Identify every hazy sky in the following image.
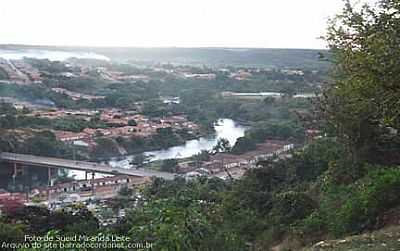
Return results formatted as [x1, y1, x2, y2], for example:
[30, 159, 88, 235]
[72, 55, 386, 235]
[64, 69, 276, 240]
[0, 0, 350, 49]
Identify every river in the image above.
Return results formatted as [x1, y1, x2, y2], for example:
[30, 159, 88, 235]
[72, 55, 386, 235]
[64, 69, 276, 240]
[109, 118, 247, 168]
[70, 118, 247, 179]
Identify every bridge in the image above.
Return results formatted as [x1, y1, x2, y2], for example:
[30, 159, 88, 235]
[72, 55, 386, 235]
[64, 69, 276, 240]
[0, 152, 175, 180]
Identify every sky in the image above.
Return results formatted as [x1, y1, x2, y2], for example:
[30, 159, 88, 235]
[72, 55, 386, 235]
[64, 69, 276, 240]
[0, 0, 352, 49]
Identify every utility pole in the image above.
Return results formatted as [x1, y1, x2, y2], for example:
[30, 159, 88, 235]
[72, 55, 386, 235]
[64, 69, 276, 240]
[12, 162, 17, 192]
[72, 143, 76, 160]
[222, 158, 233, 181]
[24, 166, 29, 201]
[91, 172, 95, 196]
[47, 167, 52, 202]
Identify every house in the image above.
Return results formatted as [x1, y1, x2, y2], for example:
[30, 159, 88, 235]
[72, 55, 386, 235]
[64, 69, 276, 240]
[0, 191, 26, 215]
[183, 73, 216, 80]
[53, 131, 87, 142]
[36, 175, 150, 201]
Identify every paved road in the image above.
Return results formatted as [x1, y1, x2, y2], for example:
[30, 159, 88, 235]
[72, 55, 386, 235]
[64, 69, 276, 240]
[0, 152, 175, 180]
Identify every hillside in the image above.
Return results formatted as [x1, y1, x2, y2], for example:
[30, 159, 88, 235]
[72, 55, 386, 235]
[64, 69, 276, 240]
[305, 225, 400, 251]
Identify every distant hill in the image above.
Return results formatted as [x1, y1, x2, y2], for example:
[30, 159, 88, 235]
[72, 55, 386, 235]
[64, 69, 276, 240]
[0, 44, 330, 69]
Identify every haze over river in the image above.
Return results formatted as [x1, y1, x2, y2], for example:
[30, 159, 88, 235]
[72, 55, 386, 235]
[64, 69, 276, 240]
[70, 119, 246, 179]
[0, 49, 109, 61]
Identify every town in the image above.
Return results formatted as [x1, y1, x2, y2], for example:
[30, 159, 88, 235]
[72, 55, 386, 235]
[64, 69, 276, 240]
[1, 0, 400, 250]
[0, 49, 324, 224]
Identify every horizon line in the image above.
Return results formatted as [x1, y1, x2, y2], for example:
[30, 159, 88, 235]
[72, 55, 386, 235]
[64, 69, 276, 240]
[0, 43, 329, 51]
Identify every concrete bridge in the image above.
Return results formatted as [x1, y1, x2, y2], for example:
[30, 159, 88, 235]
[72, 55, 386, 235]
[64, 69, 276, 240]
[0, 152, 175, 180]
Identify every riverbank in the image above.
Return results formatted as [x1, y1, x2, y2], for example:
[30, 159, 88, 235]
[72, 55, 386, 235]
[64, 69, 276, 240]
[111, 119, 247, 164]
[69, 119, 247, 179]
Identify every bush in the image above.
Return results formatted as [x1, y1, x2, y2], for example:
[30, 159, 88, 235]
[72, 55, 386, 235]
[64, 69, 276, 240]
[251, 192, 316, 248]
[0, 222, 25, 243]
[294, 138, 345, 181]
[161, 159, 178, 172]
[336, 166, 400, 234]
[315, 165, 400, 237]
[292, 211, 326, 241]
[269, 192, 317, 226]
[92, 138, 121, 158]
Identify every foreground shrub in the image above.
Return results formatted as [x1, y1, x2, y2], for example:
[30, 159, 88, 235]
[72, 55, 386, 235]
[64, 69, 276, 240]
[335, 166, 400, 235]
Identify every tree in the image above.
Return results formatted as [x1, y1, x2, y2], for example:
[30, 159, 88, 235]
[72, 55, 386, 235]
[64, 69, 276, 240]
[0, 102, 17, 115]
[212, 138, 231, 154]
[126, 178, 245, 250]
[142, 99, 167, 117]
[130, 153, 149, 169]
[54, 169, 74, 184]
[319, 0, 400, 165]
[263, 96, 276, 105]
[92, 138, 120, 158]
[118, 186, 133, 197]
[150, 127, 182, 149]
[195, 150, 210, 162]
[281, 85, 296, 98]
[161, 159, 178, 173]
[127, 119, 137, 126]
[23, 131, 70, 157]
[231, 136, 257, 154]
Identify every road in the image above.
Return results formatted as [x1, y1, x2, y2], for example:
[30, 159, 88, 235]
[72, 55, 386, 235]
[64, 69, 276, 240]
[0, 152, 175, 180]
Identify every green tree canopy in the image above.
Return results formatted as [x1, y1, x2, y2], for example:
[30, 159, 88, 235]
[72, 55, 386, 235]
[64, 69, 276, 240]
[319, 0, 400, 165]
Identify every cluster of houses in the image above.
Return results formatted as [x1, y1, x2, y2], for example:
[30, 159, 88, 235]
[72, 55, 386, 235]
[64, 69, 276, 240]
[182, 73, 216, 80]
[0, 54, 314, 89]
[51, 88, 105, 101]
[34, 109, 200, 149]
[229, 70, 253, 80]
[33, 175, 149, 203]
[94, 67, 151, 83]
[0, 175, 150, 224]
[180, 140, 295, 180]
[0, 56, 311, 90]
[0, 58, 42, 84]
[0, 189, 28, 216]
